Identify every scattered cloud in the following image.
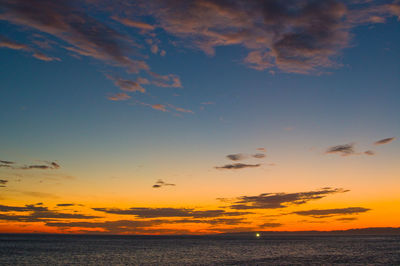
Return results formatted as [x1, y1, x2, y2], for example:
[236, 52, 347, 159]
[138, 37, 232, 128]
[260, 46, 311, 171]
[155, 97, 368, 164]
[292, 207, 370, 218]
[152, 179, 175, 188]
[0, 159, 61, 170]
[56, 203, 76, 207]
[0, 203, 99, 222]
[112, 16, 156, 31]
[139, 0, 400, 74]
[226, 188, 348, 210]
[215, 163, 261, 170]
[326, 143, 355, 156]
[252, 153, 266, 159]
[374, 137, 396, 145]
[151, 104, 167, 112]
[0, 179, 8, 187]
[259, 222, 282, 228]
[0, 160, 15, 165]
[93, 207, 252, 218]
[226, 153, 247, 161]
[107, 92, 131, 101]
[364, 150, 375, 156]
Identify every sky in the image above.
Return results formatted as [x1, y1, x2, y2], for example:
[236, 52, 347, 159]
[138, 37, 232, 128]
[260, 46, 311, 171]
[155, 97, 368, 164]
[0, 0, 399, 235]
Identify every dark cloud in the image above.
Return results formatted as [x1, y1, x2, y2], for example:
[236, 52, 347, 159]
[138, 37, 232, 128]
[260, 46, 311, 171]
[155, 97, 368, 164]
[0, 203, 99, 222]
[292, 207, 370, 218]
[259, 222, 282, 228]
[152, 179, 175, 188]
[93, 207, 252, 218]
[326, 143, 355, 156]
[0, 160, 15, 164]
[252, 153, 266, 159]
[0, 0, 145, 71]
[336, 217, 358, 221]
[0, 159, 61, 170]
[374, 137, 396, 145]
[215, 163, 261, 170]
[56, 203, 76, 207]
[137, 0, 400, 74]
[0, 179, 8, 187]
[226, 153, 247, 161]
[227, 187, 348, 210]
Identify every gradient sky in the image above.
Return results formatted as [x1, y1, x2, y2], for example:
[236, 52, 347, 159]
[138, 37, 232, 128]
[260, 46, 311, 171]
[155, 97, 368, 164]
[0, 0, 399, 234]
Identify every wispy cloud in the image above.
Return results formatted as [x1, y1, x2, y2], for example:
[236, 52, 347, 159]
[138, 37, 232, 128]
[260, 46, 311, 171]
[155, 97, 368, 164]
[0, 159, 60, 170]
[292, 207, 370, 218]
[107, 92, 131, 101]
[215, 163, 261, 170]
[152, 179, 175, 188]
[259, 222, 282, 228]
[364, 150, 375, 156]
[225, 188, 348, 210]
[252, 153, 266, 159]
[374, 137, 396, 145]
[0, 203, 99, 222]
[139, 0, 400, 74]
[93, 207, 252, 218]
[112, 16, 156, 31]
[326, 143, 355, 156]
[226, 154, 247, 161]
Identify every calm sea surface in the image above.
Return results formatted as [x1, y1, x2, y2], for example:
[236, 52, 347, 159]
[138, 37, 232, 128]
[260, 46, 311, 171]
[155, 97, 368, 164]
[0, 234, 399, 265]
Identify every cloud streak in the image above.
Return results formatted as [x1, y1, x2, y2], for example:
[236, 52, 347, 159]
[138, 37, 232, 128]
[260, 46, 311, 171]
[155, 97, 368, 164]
[374, 137, 396, 145]
[292, 207, 370, 218]
[225, 188, 348, 210]
[215, 163, 261, 170]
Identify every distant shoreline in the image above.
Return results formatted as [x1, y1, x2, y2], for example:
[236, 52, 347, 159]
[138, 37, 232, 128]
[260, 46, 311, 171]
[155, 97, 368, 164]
[1, 227, 399, 236]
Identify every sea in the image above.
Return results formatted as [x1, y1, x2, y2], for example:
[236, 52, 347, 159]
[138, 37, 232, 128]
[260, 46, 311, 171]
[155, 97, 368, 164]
[0, 234, 399, 265]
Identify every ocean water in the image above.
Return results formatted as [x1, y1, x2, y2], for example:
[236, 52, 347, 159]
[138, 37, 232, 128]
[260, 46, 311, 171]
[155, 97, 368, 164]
[0, 234, 399, 265]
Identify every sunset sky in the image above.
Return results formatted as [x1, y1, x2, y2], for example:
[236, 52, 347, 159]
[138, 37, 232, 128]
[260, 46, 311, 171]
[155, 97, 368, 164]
[0, 0, 399, 234]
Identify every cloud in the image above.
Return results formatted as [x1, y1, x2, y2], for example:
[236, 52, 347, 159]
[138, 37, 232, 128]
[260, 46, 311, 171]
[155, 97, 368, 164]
[0, 179, 8, 187]
[0, 203, 99, 222]
[252, 153, 266, 159]
[0, 35, 59, 61]
[226, 153, 247, 161]
[292, 207, 370, 218]
[93, 207, 252, 218]
[364, 150, 375, 156]
[226, 187, 348, 210]
[0, 160, 15, 165]
[0, 36, 29, 50]
[56, 203, 76, 207]
[152, 179, 175, 188]
[336, 217, 358, 221]
[106, 75, 146, 93]
[256, 148, 266, 152]
[374, 137, 396, 145]
[137, 0, 399, 74]
[0, 159, 61, 170]
[151, 104, 167, 112]
[32, 52, 60, 61]
[215, 163, 261, 170]
[326, 143, 355, 156]
[148, 72, 182, 88]
[112, 16, 156, 31]
[259, 222, 282, 228]
[0, 0, 148, 72]
[107, 92, 131, 101]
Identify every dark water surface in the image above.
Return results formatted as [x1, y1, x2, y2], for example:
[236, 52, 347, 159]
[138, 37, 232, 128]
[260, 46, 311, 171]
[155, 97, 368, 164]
[1, 234, 399, 265]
